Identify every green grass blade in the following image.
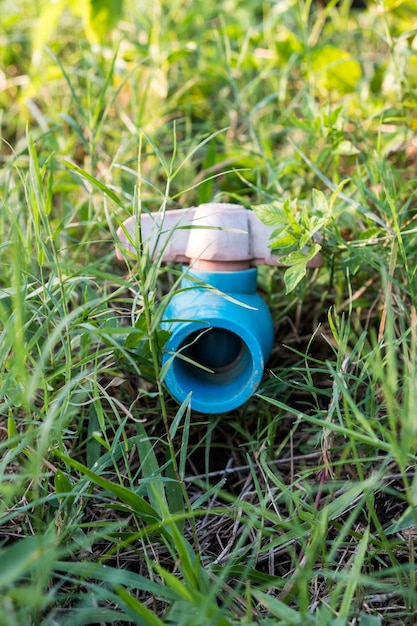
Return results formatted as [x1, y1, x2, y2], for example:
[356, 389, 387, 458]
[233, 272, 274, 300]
[115, 585, 166, 626]
[54, 450, 166, 529]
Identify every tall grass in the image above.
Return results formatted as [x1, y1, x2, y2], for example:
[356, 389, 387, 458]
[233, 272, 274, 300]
[1, 0, 417, 624]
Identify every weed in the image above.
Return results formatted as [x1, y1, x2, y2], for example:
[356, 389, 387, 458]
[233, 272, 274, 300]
[1, 1, 417, 624]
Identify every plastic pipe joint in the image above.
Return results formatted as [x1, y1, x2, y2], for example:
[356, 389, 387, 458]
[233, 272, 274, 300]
[116, 203, 321, 414]
[161, 267, 274, 414]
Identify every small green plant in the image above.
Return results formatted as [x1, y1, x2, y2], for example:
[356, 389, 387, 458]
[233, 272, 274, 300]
[253, 185, 341, 294]
[1, 0, 417, 624]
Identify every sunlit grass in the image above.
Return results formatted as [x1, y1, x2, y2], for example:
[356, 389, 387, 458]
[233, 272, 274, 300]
[1, 0, 417, 624]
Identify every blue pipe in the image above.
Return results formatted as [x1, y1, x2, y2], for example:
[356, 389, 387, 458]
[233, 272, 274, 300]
[161, 267, 274, 414]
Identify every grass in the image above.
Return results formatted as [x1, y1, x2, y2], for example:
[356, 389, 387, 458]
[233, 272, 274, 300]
[1, 0, 417, 624]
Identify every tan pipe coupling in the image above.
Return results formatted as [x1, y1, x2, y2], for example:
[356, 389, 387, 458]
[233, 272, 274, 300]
[116, 202, 322, 270]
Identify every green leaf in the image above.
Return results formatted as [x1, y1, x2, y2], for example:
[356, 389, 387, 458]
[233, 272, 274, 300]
[82, 0, 124, 45]
[31, 0, 66, 67]
[329, 177, 351, 211]
[54, 450, 168, 534]
[311, 45, 361, 94]
[116, 585, 166, 625]
[283, 261, 308, 294]
[161, 521, 210, 595]
[279, 247, 320, 266]
[339, 528, 370, 617]
[198, 140, 217, 204]
[269, 232, 298, 249]
[155, 562, 232, 626]
[252, 589, 304, 624]
[67, 0, 85, 17]
[274, 26, 303, 63]
[334, 140, 360, 156]
[312, 188, 329, 216]
[358, 227, 382, 242]
[154, 564, 195, 603]
[136, 422, 169, 518]
[61, 160, 126, 209]
[7, 416, 18, 448]
[125, 314, 148, 349]
[178, 403, 191, 481]
[252, 203, 285, 227]
[86, 404, 103, 469]
[54, 469, 73, 495]
[280, 244, 322, 293]
[55, 560, 178, 601]
[0, 536, 57, 590]
[164, 459, 185, 532]
[54, 470, 75, 508]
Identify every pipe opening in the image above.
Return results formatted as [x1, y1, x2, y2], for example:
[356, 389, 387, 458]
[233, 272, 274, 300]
[175, 327, 251, 385]
[183, 328, 244, 372]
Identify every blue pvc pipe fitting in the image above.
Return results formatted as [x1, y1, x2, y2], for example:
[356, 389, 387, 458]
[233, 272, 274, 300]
[161, 267, 274, 414]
